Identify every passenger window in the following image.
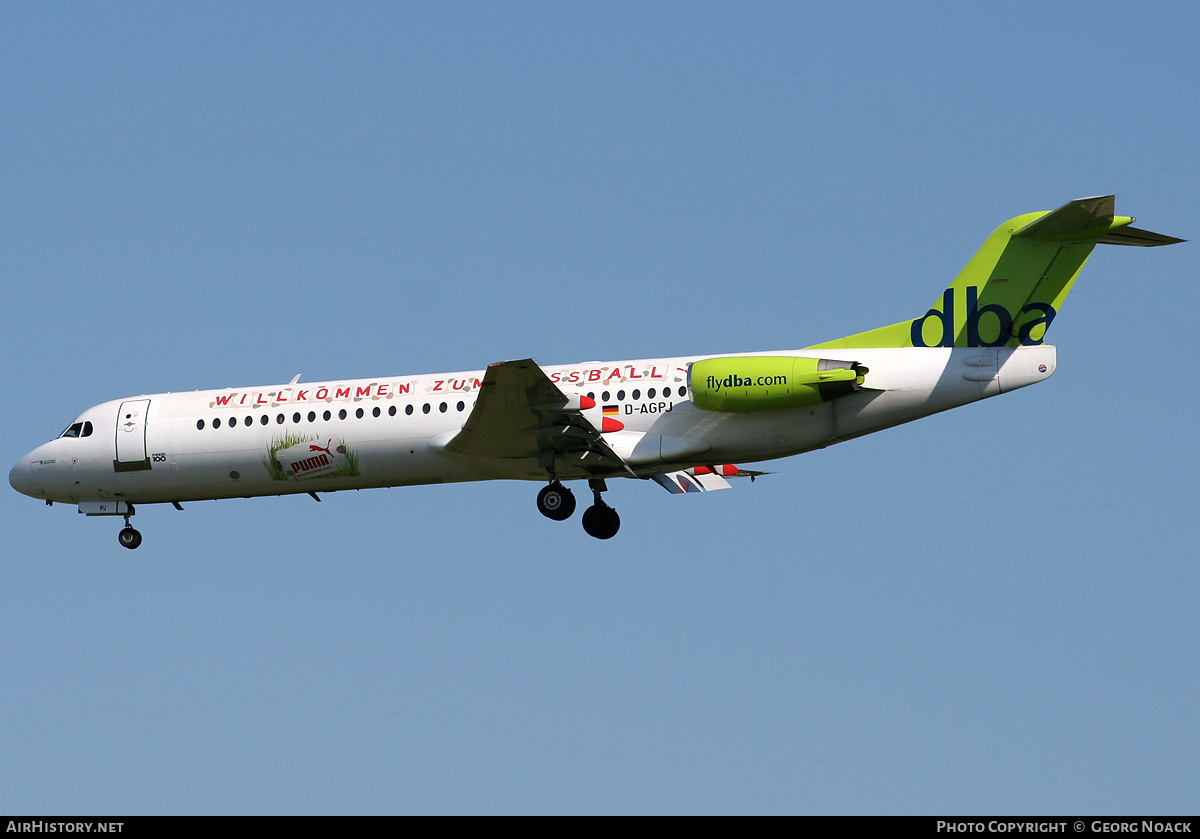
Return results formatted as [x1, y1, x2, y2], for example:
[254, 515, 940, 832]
[632, 389, 640, 400]
[356, 408, 364, 419]
[648, 388, 656, 399]
[388, 406, 396, 417]
[617, 390, 625, 400]
[293, 413, 301, 424]
[214, 418, 222, 429]
[678, 386, 687, 397]
[338, 409, 347, 420]
[277, 414, 285, 424]
[406, 405, 414, 416]
[457, 401, 465, 412]
[245, 416, 253, 427]
[307, 411, 316, 423]
[260, 415, 269, 426]
[422, 403, 430, 414]
[372, 407, 380, 418]
[439, 402, 447, 413]
[602, 391, 610, 401]
[663, 387, 672, 398]
[323, 410, 331, 421]
[197, 419, 205, 431]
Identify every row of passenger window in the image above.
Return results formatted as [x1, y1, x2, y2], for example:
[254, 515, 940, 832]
[195, 385, 689, 431]
[196, 401, 469, 431]
[587, 386, 686, 402]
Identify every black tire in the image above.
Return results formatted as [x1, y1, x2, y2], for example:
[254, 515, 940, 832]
[536, 483, 576, 521]
[581, 504, 620, 540]
[118, 527, 143, 550]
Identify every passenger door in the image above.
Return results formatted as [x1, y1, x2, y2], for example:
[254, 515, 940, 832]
[114, 399, 152, 472]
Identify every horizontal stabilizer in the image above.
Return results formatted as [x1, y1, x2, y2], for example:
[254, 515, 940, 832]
[1013, 195, 1119, 240]
[1096, 226, 1186, 247]
[1014, 195, 1183, 245]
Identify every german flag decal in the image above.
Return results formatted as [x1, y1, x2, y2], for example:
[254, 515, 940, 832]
[601, 405, 624, 433]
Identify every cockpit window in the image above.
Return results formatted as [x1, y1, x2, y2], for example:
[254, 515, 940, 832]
[60, 422, 84, 438]
[58, 421, 95, 439]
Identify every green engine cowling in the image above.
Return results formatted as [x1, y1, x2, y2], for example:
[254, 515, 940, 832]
[689, 356, 865, 413]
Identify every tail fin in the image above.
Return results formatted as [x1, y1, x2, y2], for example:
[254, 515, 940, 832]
[812, 196, 1183, 350]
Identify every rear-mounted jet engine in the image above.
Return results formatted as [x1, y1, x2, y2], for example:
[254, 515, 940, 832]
[689, 356, 866, 413]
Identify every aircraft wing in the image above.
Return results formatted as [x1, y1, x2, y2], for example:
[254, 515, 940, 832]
[652, 471, 732, 493]
[445, 359, 634, 476]
[651, 466, 771, 494]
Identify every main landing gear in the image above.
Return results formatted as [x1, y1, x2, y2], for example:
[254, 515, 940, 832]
[581, 483, 620, 540]
[117, 511, 142, 550]
[535, 477, 620, 540]
[536, 481, 576, 521]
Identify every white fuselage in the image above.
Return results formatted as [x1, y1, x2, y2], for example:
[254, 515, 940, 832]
[9, 345, 1056, 508]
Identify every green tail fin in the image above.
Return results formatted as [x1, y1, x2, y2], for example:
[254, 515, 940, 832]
[811, 196, 1183, 350]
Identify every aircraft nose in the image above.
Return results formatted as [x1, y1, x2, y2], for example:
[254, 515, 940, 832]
[9, 456, 32, 496]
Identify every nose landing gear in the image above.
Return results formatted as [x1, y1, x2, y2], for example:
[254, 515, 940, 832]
[117, 512, 142, 550]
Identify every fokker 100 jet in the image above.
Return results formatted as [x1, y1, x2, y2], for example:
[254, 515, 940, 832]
[9, 196, 1181, 547]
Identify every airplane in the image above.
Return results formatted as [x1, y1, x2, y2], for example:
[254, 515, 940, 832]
[9, 196, 1182, 548]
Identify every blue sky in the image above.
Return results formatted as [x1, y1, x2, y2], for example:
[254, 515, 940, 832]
[3, 2, 1197, 814]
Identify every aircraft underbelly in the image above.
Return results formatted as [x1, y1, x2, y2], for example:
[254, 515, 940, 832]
[108, 434, 485, 503]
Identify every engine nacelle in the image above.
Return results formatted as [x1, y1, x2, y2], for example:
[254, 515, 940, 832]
[689, 356, 864, 413]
